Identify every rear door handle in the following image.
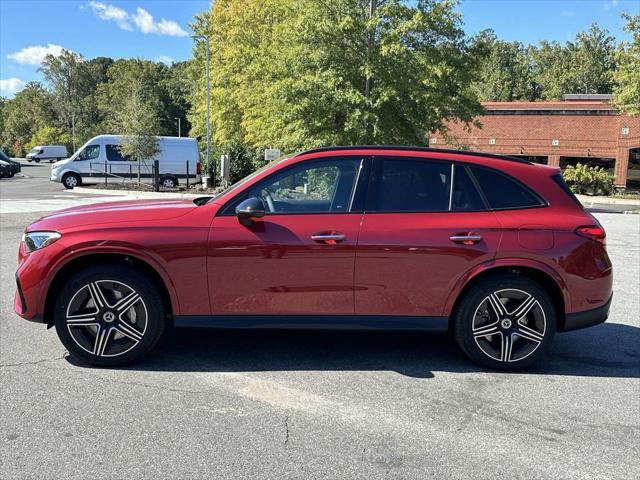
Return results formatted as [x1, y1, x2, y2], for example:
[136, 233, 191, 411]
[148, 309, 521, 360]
[449, 233, 482, 245]
[311, 232, 346, 244]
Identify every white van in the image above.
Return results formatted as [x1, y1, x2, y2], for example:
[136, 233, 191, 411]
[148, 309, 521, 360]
[50, 135, 201, 189]
[27, 145, 68, 163]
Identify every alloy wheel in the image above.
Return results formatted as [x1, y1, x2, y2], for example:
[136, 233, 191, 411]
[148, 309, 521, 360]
[472, 288, 546, 363]
[65, 280, 148, 357]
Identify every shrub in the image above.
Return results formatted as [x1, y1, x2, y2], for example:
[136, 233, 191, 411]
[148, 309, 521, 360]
[563, 163, 614, 196]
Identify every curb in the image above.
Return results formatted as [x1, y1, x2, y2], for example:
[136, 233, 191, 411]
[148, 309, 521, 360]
[576, 194, 640, 207]
[68, 186, 207, 199]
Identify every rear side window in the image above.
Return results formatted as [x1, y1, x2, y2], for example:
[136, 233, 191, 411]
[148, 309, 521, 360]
[369, 158, 451, 212]
[452, 165, 486, 211]
[106, 144, 131, 162]
[469, 166, 545, 209]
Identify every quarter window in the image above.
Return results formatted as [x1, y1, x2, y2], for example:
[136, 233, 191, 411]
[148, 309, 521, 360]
[369, 158, 451, 212]
[469, 166, 544, 209]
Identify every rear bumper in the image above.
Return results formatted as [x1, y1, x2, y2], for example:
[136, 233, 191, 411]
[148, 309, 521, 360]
[562, 293, 612, 332]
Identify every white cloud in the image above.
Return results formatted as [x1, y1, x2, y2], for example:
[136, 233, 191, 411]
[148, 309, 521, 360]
[87, 1, 132, 30]
[86, 2, 187, 37]
[132, 7, 188, 37]
[7, 44, 65, 65]
[156, 56, 175, 65]
[0, 78, 26, 95]
[603, 0, 620, 11]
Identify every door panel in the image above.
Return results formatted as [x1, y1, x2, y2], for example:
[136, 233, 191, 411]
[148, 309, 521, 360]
[355, 212, 502, 316]
[208, 214, 363, 315]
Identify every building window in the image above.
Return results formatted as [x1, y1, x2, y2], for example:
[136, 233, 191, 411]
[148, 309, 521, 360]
[628, 148, 640, 192]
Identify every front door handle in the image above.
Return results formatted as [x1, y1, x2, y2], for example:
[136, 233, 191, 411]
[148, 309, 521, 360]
[311, 232, 346, 244]
[449, 233, 483, 245]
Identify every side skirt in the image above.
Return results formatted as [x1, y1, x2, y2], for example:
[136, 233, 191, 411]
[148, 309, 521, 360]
[173, 315, 449, 331]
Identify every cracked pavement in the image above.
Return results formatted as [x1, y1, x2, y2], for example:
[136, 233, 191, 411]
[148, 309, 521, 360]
[1, 162, 639, 479]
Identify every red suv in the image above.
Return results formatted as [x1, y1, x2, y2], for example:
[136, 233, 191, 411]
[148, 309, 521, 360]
[14, 146, 612, 369]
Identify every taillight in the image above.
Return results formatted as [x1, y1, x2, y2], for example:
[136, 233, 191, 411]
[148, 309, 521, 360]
[575, 225, 606, 245]
[196, 162, 202, 174]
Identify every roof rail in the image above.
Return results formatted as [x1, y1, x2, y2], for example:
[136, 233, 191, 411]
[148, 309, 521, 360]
[295, 145, 533, 164]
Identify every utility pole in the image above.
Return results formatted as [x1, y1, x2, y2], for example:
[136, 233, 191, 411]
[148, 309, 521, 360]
[175, 117, 181, 137]
[193, 34, 211, 180]
[363, 0, 375, 144]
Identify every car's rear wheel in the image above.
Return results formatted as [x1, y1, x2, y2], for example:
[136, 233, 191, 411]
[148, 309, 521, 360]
[160, 176, 178, 188]
[62, 172, 81, 189]
[453, 274, 555, 370]
[53, 265, 166, 366]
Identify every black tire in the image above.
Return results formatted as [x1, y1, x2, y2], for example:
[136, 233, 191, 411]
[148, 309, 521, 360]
[453, 274, 556, 371]
[160, 176, 178, 188]
[53, 265, 166, 367]
[62, 172, 81, 189]
[34, 158, 40, 163]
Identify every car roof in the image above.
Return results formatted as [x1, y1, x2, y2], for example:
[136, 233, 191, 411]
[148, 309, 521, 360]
[295, 145, 533, 165]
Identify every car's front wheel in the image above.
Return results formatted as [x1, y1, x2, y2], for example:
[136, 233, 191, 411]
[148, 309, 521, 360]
[453, 274, 555, 370]
[62, 172, 81, 189]
[53, 265, 166, 366]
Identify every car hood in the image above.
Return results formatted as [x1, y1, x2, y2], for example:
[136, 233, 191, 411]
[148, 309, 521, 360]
[28, 198, 199, 231]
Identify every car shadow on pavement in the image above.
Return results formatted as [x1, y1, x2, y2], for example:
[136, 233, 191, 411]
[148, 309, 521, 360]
[66, 322, 640, 378]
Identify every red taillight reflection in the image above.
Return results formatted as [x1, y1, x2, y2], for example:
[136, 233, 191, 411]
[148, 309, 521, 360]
[575, 225, 606, 245]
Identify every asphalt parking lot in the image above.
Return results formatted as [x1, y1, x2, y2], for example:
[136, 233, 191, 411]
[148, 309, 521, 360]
[1, 161, 639, 480]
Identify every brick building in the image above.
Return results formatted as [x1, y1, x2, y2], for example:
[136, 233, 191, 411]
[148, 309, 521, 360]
[430, 94, 640, 190]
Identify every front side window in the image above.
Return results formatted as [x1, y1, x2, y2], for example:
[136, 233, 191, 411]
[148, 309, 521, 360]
[75, 145, 100, 161]
[223, 157, 362, 215]
[469, 166, 545, 209]
[250, 159, 360, 214]
[368, 158, 451, 212]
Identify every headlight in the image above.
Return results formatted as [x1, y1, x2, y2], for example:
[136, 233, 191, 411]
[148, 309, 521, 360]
[22, 231, 61, 253]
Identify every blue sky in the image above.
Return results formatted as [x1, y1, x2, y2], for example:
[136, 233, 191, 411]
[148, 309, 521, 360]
[1, 0, 639, 97]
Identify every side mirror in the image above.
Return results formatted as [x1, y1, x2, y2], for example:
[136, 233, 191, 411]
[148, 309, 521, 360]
[236, 197, 266, 226]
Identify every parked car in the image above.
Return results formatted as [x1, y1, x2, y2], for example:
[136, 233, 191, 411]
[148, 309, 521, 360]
[0, 160, 12, 178]
[26, 145, 68, 163]
[15, 146, 612, 369]
[0, 149, 21, 175]
[50, 135, 200, 189]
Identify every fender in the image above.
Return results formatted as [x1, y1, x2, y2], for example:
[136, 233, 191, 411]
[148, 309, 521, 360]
[39, 243, 181, 316]
[443, 257, 571, 316]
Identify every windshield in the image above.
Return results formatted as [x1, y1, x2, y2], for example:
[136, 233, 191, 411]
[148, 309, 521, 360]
[207, 156, 290, 203]
[0, 149, 9, 161]
[29, 148, 41, 154]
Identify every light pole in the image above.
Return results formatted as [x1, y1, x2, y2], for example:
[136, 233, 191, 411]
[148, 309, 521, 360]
[174, 117, 181, 137]
[193, 34, 211, 181]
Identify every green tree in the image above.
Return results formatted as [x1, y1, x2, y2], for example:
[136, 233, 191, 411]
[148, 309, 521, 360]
[614, 14, 640, 116]
[113, 79, 161, 183]
[96, 59, 189, 137]
[532, 24, 617, 99]
[194, 0, 483, 155]
[40, 50, 94, 152]
[26, 125, 73, 152]
[471, 30, 536, 101]
[0, 82, 54, 156]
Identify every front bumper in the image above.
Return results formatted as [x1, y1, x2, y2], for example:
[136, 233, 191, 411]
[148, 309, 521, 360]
[562, 293, 612, 332]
